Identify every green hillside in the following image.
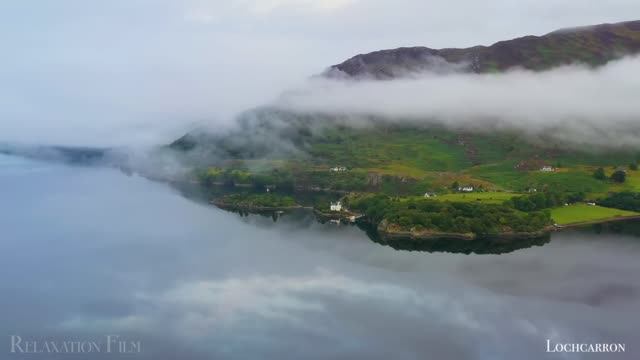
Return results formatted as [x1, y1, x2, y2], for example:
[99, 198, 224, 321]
[190, 124, 640, 196]
[172, 19, 640, 238]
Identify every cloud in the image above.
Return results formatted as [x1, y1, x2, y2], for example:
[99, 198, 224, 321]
[57, 265, 617, 360]
[1, 0, 639, 148]
[56, 269, 502, 360]
[183, 0, 357, 26]
[183, 9, 220, 24]
[244, 0, 357, 14]
[276, 56, 640, 149]
[57, 269, 484, 332]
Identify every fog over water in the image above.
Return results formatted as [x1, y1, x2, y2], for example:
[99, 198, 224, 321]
[1, 154, 639, 359]
[3, 1, 640, 358]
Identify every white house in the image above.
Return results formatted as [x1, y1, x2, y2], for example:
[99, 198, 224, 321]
[330, 166, 347, 172]
[540, 166, 555, 172]
[330, 201, 343, 212]
[458, 186, 474, 192]
[424, 192, 437, 198]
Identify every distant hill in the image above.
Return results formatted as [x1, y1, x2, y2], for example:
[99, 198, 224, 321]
[328, 20, 640, 79]
[166, 20, 640, 239]
[169, 19, 640, 184]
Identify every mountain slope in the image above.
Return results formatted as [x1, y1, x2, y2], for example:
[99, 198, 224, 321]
[170, 19, 640, 196]
[328, 20, 640, 78]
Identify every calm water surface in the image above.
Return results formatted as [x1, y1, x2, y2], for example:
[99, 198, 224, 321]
[1, 154, 639, 359]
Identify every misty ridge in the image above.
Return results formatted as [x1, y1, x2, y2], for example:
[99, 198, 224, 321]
[174, 54, 640, 162]
[273, 54, 640, 149]
[5, 19, 640, 182]
[170, 19, 640, 160]
[5, 54, 640, 183]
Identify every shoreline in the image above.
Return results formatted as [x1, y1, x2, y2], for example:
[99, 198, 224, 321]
[377, 219, 551, 242]
[210, 199, 310, 212]
[208, 192, 640, 241]
[552, 214, 640, 230]
[377, 215, 640, 242]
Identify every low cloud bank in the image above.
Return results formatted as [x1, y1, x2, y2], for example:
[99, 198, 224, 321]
[7, 55, 640, 179]
[277, 56, 640, 149]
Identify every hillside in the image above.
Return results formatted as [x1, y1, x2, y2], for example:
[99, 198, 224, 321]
[170, 20, 640, 241]
[184, 122, 640, 196]
[182, 122, 640, 242]
[328, 20, 640, 78]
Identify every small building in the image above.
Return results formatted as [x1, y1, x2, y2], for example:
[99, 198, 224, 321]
[330, 201, 343, 212]
[458, 186, 474, 193]
[330, 166, 347, 172]
[424, 192, 437, 198]
[540, 166, 555, 172]
[587, 202, 597, 206]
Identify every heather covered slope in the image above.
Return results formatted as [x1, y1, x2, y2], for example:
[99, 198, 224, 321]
[329, 20, 640, 78]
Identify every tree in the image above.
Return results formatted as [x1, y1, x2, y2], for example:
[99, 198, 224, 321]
[630, 163, 638, 171]
[600, 192, 640, 211]
[451, 181, 459, 190]
[567, 192, 585, 203]
[611, 170, 627, 183]
[593, 167, 607, 180]
[531, 193, 548, 210]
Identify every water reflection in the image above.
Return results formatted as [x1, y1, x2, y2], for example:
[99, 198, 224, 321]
[587, 220, 640, 236]
[2, 155, 640, 360]
[367, 228, 551, 254]
[169, 180, 556, 254]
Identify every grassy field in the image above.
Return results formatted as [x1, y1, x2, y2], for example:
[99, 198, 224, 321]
[468, 163, 610, 193]
[203, 125, 640, 198]
[433, 192, 518, 204]
[551, 204, 640, 225]
[306, 127, 640, 194]
[310, 127, 472, 173]
[609, 169, 640, 192]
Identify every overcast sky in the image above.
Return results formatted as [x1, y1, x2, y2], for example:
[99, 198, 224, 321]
[1, 1, 639, 146]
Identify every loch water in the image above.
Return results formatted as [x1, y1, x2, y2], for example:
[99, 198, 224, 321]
[1, 154, 639, 359]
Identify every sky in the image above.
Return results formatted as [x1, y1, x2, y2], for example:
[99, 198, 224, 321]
[0, 0, 639, 146]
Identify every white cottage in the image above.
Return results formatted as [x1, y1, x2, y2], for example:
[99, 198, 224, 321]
[330, 201, 343, 212]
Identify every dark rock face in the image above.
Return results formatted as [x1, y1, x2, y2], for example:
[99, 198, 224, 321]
[328, 20, 640, 79]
